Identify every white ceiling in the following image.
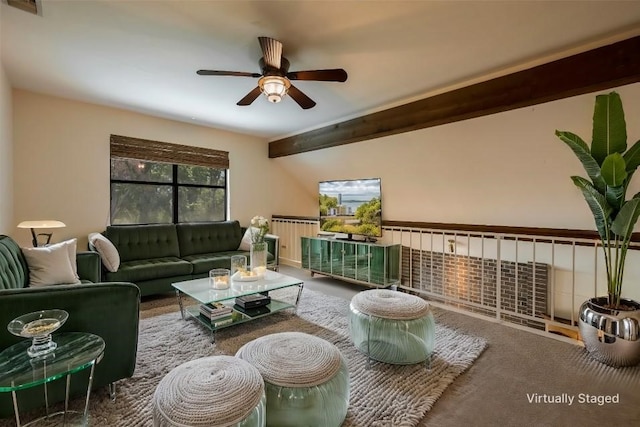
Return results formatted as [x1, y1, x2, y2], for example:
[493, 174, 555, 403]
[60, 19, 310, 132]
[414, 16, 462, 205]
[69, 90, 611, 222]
[2, 1, 640, 140]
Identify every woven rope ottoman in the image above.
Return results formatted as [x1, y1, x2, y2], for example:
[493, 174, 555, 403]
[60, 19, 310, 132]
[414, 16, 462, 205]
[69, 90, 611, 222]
[153, 355, 266, 427]
[236, 332, 349, 427]
[349, 289, 435, 365]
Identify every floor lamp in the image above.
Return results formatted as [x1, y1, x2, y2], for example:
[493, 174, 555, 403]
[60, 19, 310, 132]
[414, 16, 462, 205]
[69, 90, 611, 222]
[17, 220, 66, 247]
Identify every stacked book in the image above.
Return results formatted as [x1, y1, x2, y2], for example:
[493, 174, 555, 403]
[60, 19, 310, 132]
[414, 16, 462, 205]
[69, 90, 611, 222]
[200, 302, 233, 326]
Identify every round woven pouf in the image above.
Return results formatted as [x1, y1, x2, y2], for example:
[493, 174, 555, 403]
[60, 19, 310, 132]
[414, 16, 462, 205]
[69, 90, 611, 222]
[349, 289, 435, 365]
[236, 332, 349, 427]
[153, 355, 266, 427]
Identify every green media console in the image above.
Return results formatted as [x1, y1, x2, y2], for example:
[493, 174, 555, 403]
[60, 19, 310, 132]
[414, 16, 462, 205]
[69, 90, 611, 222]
[301, 237, 401, 287]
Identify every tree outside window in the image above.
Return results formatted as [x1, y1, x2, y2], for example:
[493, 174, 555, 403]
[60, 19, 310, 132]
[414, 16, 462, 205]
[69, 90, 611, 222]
[110, 158, 227, 224]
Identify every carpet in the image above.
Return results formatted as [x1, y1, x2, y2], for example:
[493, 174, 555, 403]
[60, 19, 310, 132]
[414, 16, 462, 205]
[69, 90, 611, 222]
[17, 288, 487, 426]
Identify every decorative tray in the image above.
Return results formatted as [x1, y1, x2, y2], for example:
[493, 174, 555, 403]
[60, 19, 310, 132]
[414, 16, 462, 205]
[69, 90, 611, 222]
[232, 272, 264, 282]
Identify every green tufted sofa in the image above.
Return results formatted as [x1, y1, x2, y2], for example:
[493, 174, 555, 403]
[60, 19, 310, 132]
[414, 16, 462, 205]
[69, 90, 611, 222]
[0, 234, 140, 418]
[95, 220, 279, 297]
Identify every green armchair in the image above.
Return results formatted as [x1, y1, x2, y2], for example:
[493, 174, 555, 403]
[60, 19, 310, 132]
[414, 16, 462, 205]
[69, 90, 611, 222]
[0, 235, 140, 418]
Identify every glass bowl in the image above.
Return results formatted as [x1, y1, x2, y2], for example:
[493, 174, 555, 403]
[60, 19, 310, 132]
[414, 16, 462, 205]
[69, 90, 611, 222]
[7, 309, 69, 358]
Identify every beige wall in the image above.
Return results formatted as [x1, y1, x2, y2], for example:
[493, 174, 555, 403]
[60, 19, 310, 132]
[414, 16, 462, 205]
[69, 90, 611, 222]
[273, 84, 640, 307]
[274, 82, 640, 230]
[11, 89, 309, 247]
[0, 63, 12, 235]
[8, 82, 640, 306]
[11, 83, 639, 243]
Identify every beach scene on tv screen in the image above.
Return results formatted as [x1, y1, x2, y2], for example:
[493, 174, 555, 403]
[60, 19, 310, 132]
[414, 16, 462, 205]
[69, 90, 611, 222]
[319, 178, 381, 237]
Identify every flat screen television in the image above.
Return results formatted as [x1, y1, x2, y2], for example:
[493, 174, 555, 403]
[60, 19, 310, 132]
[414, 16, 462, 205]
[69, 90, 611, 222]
[319, 178, 382, 240]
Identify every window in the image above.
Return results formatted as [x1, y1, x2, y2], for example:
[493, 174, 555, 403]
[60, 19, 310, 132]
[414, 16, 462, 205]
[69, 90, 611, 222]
[7, 0, 39, 15]
[109, 135, 229, 225]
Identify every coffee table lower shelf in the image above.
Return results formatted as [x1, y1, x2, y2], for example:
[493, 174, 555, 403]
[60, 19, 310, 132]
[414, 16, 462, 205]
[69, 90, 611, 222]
[185, 299, 296, 341]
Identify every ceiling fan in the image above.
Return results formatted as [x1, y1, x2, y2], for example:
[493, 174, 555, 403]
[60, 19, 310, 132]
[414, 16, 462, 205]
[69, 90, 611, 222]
[197, 37, 348, 109]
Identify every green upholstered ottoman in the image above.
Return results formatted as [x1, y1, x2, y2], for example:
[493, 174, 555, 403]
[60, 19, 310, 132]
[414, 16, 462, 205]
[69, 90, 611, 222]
[153, 356, 266, 427]
[349, 289, 435, 365]
[236, 332, 349, 427]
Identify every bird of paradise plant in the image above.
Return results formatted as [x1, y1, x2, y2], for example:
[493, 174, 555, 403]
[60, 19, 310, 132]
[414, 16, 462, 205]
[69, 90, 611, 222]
[556, 91, 640, 309]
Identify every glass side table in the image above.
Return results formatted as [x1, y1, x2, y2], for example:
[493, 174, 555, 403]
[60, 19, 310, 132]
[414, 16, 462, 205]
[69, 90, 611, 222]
[0, 332, 105, 427]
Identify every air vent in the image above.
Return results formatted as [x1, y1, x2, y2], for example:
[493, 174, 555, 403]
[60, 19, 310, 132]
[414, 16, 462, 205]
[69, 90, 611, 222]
[6, 0, 39, 15]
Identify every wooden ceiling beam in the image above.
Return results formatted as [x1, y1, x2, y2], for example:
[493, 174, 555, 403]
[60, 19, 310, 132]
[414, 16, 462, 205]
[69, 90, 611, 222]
[269, 36, 640, 158]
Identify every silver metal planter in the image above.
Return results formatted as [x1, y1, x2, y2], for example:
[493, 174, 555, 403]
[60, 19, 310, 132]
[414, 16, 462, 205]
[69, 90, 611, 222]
[578, 297, 640, 367]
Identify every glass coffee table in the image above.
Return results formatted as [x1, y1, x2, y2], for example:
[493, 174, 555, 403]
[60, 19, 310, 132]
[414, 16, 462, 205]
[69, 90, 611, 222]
[0, 332, 105, 427]
[172, 270, 304, 341]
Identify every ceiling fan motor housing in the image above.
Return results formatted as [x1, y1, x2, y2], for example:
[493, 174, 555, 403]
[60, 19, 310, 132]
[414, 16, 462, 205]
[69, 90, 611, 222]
[260, 57, 290, 75]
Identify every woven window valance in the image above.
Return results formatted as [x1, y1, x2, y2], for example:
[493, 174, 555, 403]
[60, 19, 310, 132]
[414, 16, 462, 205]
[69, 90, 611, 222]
[110, 134, 229, 169]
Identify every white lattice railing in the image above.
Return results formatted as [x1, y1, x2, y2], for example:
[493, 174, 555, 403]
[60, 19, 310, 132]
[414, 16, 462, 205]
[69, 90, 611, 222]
[271, 216, 640, 344]
[271, 217, 319, 267]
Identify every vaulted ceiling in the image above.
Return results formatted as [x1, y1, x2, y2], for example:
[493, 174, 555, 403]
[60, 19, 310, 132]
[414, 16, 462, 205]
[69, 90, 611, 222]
[2, 1, 639, 141]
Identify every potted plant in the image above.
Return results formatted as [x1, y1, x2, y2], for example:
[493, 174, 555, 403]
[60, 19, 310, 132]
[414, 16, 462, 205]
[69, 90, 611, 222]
[556, 91, 640, 367]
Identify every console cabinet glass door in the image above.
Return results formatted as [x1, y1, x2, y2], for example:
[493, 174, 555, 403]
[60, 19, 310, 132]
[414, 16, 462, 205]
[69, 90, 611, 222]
[330, 241, 344, 277]
[318, 239, 332, 274]
[301, 237, 400, 287]
[370, 244, 399, 285]
[301, 237, 322, 271]
[342, 243, 358, 281]
[302, 237, 333, 274]
[354, 243, 371, 283]
[301, 237, 309, 268]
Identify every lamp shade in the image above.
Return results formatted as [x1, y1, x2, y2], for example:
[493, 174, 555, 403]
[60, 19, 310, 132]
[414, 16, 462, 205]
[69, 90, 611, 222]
[17, 220, 66, 229]
[18, 220, 67, 247]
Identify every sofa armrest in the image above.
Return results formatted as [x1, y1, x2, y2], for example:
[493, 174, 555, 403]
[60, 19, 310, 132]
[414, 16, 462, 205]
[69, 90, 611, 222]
[0, 282, 140, 417]
[76, 251, 101, 282]
[265, 234, 279, 267]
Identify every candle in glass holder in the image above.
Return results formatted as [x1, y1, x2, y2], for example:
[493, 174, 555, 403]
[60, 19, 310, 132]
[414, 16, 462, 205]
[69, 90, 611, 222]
[210, 268, 230, 290]
[230, 255, 247, 278]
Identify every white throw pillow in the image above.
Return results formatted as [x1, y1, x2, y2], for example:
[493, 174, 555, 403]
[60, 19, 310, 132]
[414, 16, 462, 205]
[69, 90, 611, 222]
[54, 238, 79, 278]
[89, 232, 120, 272]
[22, 239, 80, 287]
[238, 227, 259, 251]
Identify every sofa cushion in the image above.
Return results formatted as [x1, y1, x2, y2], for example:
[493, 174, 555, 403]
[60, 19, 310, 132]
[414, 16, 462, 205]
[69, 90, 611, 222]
[89, 233, 120, 272]
[181, 251, 248, 275]
[176, 221, 243, 257]
[22, 240, 81, 287]
[104, 257, 192, 283]
[0, 235, 29, 290]
[238, 227, 259, 251]
[182, 250, 275, 275]
[105, 224, 180, 262]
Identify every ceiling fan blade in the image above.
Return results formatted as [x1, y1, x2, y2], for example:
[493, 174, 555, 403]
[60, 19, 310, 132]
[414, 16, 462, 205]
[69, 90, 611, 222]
[287, 69, 348, 82]
[287, 84, 316, 109]
[258, 36, 282, 70]
[197, 70, 261, 78]
[236, 86, 262, 106]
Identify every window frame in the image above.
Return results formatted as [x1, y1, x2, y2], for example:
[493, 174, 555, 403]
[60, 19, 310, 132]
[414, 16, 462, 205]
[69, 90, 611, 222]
[109, 134, 229, 225]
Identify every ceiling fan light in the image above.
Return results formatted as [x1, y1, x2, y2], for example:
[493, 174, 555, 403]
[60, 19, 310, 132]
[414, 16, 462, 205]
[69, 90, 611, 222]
[259, 76, 290, 103]
[267, 93, 282, 103]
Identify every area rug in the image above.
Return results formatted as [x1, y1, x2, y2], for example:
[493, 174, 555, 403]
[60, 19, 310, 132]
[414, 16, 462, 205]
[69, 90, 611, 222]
[52, 288, 486, 426]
